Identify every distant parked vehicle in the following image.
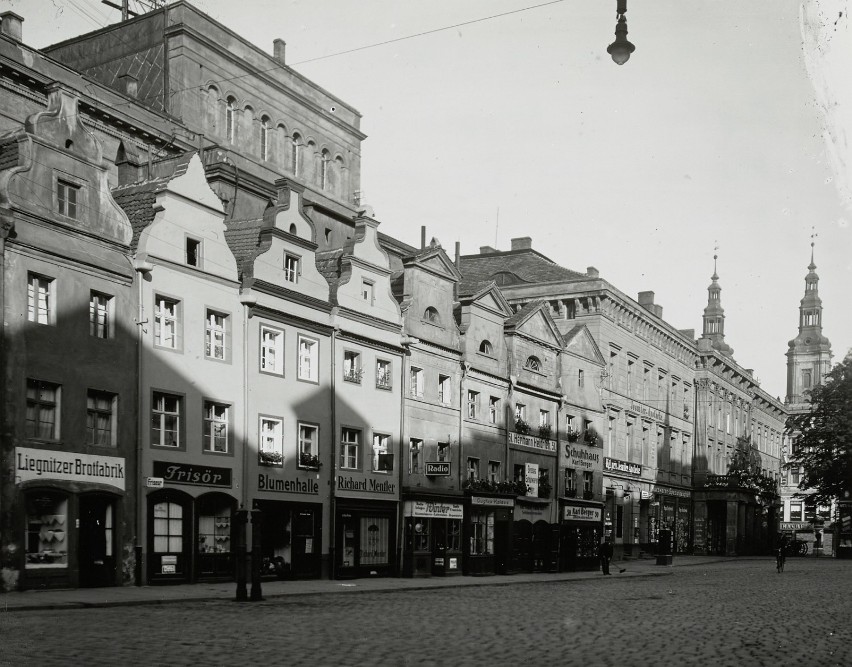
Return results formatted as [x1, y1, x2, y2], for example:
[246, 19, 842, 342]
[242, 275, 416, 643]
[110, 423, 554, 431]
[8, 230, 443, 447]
[789, 540, 809, 557]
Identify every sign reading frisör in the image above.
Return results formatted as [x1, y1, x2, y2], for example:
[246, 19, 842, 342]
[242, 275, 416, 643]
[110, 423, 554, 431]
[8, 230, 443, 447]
[153, 461, 232, 488]
[15, 447, 126, 491]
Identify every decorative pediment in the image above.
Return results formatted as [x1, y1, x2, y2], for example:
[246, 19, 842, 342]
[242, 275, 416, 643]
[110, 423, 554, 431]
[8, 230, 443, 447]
[26, 83, 103, 165]
[513, 306, 563, 349]
[467, 282, 512, 317]
[563, 324, 606, 366]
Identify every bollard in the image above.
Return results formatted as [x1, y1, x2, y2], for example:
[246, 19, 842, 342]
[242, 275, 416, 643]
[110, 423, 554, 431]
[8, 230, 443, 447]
[234, 507, 248, 601]
[250, 507, 264, 601]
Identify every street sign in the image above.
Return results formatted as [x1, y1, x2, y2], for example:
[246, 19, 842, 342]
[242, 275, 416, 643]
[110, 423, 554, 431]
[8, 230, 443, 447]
[146, 477, 164, 488]
[425, 462, 451, 476]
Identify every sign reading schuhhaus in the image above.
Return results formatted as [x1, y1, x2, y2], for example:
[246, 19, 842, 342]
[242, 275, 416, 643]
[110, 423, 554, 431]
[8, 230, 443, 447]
[15, 447, 126, 491]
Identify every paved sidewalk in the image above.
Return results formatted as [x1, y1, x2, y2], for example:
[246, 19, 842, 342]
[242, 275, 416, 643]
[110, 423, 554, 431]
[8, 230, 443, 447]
[0, 555, 751, 613]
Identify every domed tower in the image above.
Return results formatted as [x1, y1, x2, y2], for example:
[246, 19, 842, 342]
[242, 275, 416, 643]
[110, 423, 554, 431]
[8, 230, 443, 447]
[700, 251, 734, 357]
[785, 240, 832, 407]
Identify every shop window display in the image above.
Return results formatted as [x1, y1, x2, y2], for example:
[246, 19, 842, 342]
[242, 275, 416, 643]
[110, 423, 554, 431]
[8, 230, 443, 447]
[470, 510, 494, 555]
[360, 516, 390, 566]
[26, 493, 68, 568]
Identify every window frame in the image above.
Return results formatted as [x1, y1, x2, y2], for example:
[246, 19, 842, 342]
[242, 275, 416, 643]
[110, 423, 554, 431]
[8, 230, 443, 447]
[410, 366, 424, 397]
[525, 356, 542, 372]
[372, 432, 393, 473]
[467, 390, 479, 420]
[284, 253, 301, 284]
[467, 457, 480, 480]
[56, 178, 81, 219]
[202, 399, 231, 455]
[297, 422, 320, 468]
[259, 415, 284, 466]
[27, 272, 54, 326]
[409, 438, 423, 474]
[89, 290, 112, 339]
[185, 236, 203, 268]
[297, 334, 320, 384]
[340, 427, 361, 471]
[488, 396, 500, 424]
[376, 358, 392, 391]
[343, 349, 363, 384]
[438, 374, 452, 404]
[151, 390, 184, 450]
[478, 340, 493, 356]
[204, 308, 231, 363]
[259, 325, 285, 376]
[86, 388, 117, 447]
[153, 294, 182, 352]
[361, 278, 375, 305]
[26, 378, 61, 441]
[423, 307, 440, 325]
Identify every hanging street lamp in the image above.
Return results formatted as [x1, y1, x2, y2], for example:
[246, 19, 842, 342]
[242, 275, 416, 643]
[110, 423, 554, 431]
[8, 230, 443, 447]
[607, 0, 636, 66]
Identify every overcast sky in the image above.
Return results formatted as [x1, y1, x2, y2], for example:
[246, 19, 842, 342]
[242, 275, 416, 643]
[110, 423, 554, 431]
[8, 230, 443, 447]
[14, 0, 852, 400]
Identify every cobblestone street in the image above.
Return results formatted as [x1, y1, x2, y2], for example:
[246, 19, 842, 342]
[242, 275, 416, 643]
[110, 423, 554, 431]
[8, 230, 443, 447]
[2, 559, 850, 667]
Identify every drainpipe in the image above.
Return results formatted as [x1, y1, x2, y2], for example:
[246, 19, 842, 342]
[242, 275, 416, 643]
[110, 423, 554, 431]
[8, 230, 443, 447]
[458, 362, 469, 491]
[239, 292, 256, 510]
[328, 323, 338, 579]
[133, 257, 154, 585]
[0, 214, 12, 558]
[397, 340, 408, 577]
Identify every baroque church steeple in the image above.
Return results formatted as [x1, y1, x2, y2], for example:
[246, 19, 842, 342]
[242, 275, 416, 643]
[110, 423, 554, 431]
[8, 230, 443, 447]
[785, 236, 832, 406]
[700, 250, 734, 357]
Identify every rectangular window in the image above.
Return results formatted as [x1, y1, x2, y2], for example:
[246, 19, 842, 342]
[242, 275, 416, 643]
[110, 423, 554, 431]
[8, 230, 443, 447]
[627, 359, 634, 395]
[205, 309, 229, 361]
[539, 410, 549, 428]
[57, 180, 79, 218]
[789, 502, 804, 522]
[343, 350, 362, 383]
[488, 460, 500, 483]
[470, 510, 494, 555]
[607, 415, 616, 456]
[260, 326, 284, 375]
[643, 366, 650, 400]
[151, 392, 181, 447]
[185, 238, 202, 267]
[467, 457, 479, 480]
[86, 389, 116, 447]
[361, 279, 374, 304]
[410, 367, 424, 396]
[409, 438, 423, 474]
[89, 291, 111, 338]
[27, 273, 53, 325]
[513, 464, 525, 483]
[467, 390, 479, 419]
[26, 379, 60, 440]
[489, 397, 499, 424]
[284, 254, 300, 284]
[203, 401, 229, 453]
[578, 369, 584, 388]
[373, 433, 392, 472]
[438, 374, 452, 404]
[259, 417, 283, 466]
[26, 493, 69, 569]
[376, 359, 392, 390]
[616, 505, 623, 539]
[583, 471, 593, 493]
[298, 423, 319, 467]
[340, 428, 360, 470]
[297, 335, 319, 382]
[565, 468, 576, 493]
[154, 296, 180, 349]
[437, 442, 449, 462]
[515, 403, 526, 421]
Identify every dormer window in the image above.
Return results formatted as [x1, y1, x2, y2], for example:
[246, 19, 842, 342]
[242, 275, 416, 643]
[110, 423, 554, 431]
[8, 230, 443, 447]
[478, 340, 493, 355]
[185, 237, 202, 267]
[361, 279, 375, 304]
[525, 356, 542, 372]
[284, 254, 300, 284]
[423, 307, 439, 324]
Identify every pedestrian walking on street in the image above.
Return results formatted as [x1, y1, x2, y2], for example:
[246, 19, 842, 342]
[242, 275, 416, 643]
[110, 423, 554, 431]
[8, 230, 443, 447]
[776, 537, 787, 573]
[599, 537, 613, 575]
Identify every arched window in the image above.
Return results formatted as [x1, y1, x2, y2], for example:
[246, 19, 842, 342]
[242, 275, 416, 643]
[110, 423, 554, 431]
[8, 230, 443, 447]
[260, 116, 270, 161]
[479, 340, 492, 355]
[206, 86, 219, 133]
[334, 155, 346, 198]
[423, 307, 439, 324]
[525, 356, 541, 371]
[289, 223, 297, 235]
[290, 133, 301, 176]
[321, 149, 331, 189]
[225, 97, 236, 143]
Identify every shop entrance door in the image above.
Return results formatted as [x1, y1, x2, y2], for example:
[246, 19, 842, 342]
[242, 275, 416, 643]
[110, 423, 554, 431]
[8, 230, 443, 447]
[78, 495, 115, 588]
[431, 519, 447, 575]
[337, 513, 358, 577]
[292, 509, 320, 578]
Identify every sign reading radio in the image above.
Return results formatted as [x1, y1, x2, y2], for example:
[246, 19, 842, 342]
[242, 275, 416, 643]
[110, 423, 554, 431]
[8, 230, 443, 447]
[508, 432, 557, 453]
[153, 461, 232, 488]
[15, 447, 125, 491]
[425, 462, 451, 476]
[603, 456, 642, 477]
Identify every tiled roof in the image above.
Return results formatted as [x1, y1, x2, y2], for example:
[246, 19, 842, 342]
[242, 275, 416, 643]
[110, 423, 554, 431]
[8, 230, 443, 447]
[316, 249, 344, 304]
[223, 218, 264, 275]
[459, 249, 587, 285]
[457, 279, 496, 299]
[562, 324, 586, 345]
[505, 299, 545, 327]
[111, 180, 167, 251]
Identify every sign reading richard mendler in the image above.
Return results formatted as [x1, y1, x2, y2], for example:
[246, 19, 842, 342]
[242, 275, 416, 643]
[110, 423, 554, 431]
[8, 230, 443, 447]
[603, 456, 642, 477]
[153, 461, 232, 488]
[564, 443, 601, 471]
[563, 504, 603, 522]
[15, 447, 126, 491]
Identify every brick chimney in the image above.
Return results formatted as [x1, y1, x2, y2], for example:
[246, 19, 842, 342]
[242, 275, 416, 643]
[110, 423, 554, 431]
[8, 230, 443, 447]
[511, 237, 532, 251]
[0, 12, 24, 41]
[273, 39, 286, 65]
[586, 266, 599, 278]
[479, 246, 497, 254]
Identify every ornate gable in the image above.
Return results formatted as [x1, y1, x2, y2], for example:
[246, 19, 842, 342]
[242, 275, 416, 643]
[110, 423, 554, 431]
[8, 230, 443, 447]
[563, 324, 606, 366]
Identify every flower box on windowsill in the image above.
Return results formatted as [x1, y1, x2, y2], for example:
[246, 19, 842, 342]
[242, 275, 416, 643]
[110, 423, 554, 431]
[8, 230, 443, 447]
[565, 429, 581, 443]
[538, 425, 552, 440]
[259, 451, 283, 466]
[514, 418, 531, 435]
[565, 488, 577, 498]
[343, 369, 364, 384]
[298, 452, 321, 470]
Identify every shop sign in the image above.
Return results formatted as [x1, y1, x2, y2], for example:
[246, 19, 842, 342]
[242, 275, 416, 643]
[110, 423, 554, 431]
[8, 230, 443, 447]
[146, 477, 164, 489]
[509, 432, 557, 453]
[258, 474, 319, 495]
[425, 462, 451, 476]
[15, 447, 126, 491]
[628, 401, 664, 423]
[515, 503, 548, 521]
[337, 475, 396, 494]
[564, 444, 601, 470]
[153, 461, 232, 488]
[603, 456, 641, 477]
[409, 501, 463, 519]
[161, 555, 176, 574]
[651, 485, 690, 499]
[449, 558, 458, 570]
[471, 496, 514, 508]
[781, 522, 811, 531]
[563, 505, 602, 522]
[525, 462, 539, 497]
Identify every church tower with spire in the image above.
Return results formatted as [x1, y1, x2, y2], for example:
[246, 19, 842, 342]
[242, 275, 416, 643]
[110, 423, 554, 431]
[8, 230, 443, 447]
[700, 251, 734, 357]
[785, 239, 833, 408]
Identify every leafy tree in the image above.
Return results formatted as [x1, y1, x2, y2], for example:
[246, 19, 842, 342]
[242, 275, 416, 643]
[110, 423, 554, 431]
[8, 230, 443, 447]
[787, 353, 852, 506]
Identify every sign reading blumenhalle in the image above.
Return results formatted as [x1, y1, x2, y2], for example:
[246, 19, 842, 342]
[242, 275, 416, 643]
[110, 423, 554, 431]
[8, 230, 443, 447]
[15, 447, 126, 491]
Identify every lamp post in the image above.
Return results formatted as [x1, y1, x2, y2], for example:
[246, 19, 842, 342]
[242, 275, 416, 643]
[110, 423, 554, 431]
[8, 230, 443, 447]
[607, 0, 636, 66]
